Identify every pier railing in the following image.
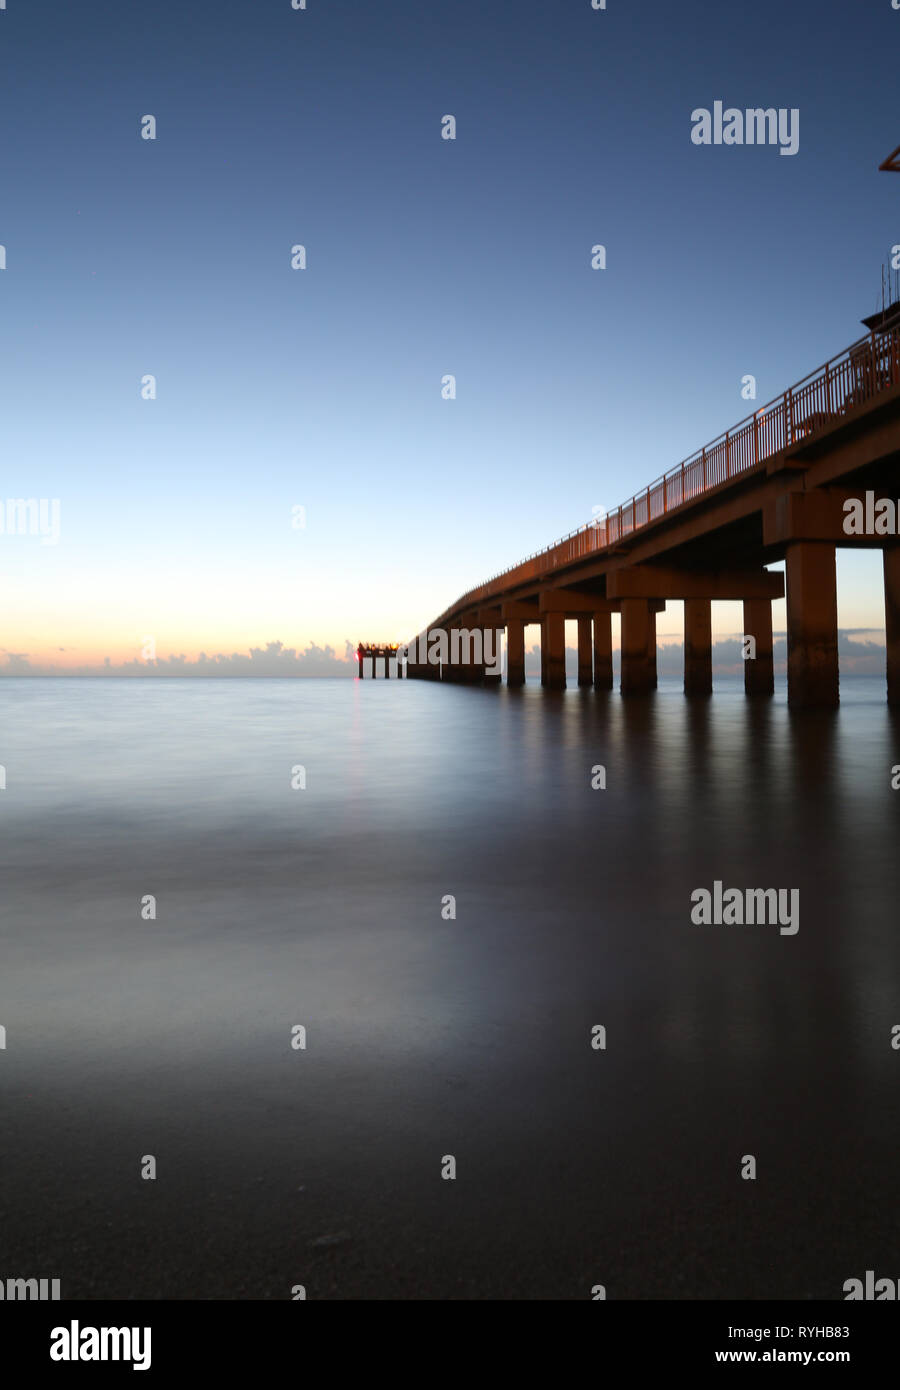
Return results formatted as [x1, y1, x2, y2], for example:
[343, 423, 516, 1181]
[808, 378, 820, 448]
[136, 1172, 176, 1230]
[439, 325, 900, 617]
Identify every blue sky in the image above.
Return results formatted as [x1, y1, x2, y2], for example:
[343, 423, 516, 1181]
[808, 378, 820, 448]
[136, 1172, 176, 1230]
[0, 0, 896, 670]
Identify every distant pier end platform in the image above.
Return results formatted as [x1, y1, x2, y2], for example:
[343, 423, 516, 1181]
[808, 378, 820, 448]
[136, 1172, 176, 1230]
[356, 643, 403, 678]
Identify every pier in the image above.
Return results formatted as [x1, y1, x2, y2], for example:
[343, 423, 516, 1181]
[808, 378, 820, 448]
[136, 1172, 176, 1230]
[406, 310, 900, 708]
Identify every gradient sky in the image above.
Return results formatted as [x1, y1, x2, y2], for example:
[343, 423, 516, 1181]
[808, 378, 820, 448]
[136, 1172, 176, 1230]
[1, 0, 897, 671]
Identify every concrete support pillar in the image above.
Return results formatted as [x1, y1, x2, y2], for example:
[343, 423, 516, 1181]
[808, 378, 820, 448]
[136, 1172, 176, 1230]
[885, 546, 900, 707]
[593, 611, 613, 689]
[448, 626, 482, 684]
[442, 629, 458, 682]
[484, 627, 503, 685]
[468, 628, 486, 685]
[785, 542, 839, 709]
[452, 628, 467, 683]
[456, 630, 471, 683]
[407, 643, 425, 679]
[648, 608, 658, 689]
[371, 654, 377, 678]
[577, 616, 593, 686]
[684, 598, 712, 695]
[620, 599, 656, 695]
[358, 652, 364, 678]
[742, 598, 774, 695]
[425, 634, 440, 680]
[542, 612, 566, 688]
[507, 619, 525, 686]
[384, 652, 390, 678]
[423, 635, 441, 680]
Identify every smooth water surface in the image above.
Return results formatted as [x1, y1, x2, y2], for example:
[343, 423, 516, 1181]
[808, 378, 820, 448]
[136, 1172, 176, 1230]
[1, 676, 899, 1299]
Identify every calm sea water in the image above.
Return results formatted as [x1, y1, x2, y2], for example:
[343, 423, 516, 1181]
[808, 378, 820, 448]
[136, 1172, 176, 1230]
[1, 675, 899, 1299]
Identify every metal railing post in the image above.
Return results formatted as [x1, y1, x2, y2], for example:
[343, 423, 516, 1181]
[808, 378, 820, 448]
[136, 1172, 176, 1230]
[871, 329, 877, 398]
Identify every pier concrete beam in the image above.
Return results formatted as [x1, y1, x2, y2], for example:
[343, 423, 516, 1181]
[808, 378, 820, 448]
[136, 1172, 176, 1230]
[607, 565, 783, 601]
[785, 542, 839, 708]
[539, 590, 619, 614]
[742, 599, 774, 695]
[501, 600, 540, 622]
[763, 488, 899, 549]
[684, 598, 712, 695]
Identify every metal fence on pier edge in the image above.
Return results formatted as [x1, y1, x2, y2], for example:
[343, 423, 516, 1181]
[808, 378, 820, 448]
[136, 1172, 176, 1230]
[434, 326, 900, 621]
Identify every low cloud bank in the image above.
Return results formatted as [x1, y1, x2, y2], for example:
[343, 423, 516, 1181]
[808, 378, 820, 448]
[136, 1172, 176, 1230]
[0, 639, 358, 677]
[0, 632, 887, 678]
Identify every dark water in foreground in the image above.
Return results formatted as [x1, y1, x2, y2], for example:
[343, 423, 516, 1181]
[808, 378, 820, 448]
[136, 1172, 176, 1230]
[1, 675, 900, 1300]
